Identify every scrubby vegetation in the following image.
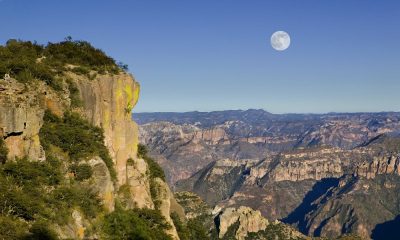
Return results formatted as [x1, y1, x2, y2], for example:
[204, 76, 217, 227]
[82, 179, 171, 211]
[69, 163, 93, 181]
[0, 156, 102, 239]
[174, 191, 215, 239]
[39, 110, 116, 180]
[0, 38, 126, 90]
[0, 138, 8, 164]
[137, 144, 165, 181]
[0, 115, 183, 240]
[171, 212, 191, 240]
[101, 207, 172, 240]
[66, 77, 83, 108]
[245, 223, 305, 240]
[187, 217, 210, 240]
[137, 144, 166, 209]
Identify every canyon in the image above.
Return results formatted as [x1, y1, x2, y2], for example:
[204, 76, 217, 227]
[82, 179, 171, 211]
[136, 110, 400, 239]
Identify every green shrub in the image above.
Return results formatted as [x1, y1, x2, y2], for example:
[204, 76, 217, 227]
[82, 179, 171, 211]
[66, 78, 82, 108]
[44, 38, 117, 70]
[0, 216, 28, 240]
[171, 212, 190, 240]
[0, 39, 60, 89]
[51, 185, 102, 218]
[137, 143, 148, 158]
[150, 180, 162, 210]
[137, 144, 165, 181]
[0, 38, 125, 90]
[0, 138, 8, 164]
[0, 158, 63, 221]
[137, 144, 166, 209]
[245, 223, 302, 240]
[0, 135, 105, 231]
[69, 163, 93, 181]
[71, 66, 90, 75]
[39, 110, 116, 180]
[187, 218, 209, 240]
[3, 157, 62, 186]
[101, 207, 172, 240]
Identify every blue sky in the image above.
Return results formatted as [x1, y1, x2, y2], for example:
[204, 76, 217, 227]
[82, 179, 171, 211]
[0, 0, 399, 113]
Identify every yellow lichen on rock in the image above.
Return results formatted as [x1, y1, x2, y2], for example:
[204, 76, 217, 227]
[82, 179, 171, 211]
[76, 73, 154, 208]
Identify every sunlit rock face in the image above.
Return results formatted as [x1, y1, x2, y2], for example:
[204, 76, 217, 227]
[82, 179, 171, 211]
[0, 78, 66, 161]
[76, 73, 140, 186]
[217, 206, 269, 239]
[0, 72, 181, 239]
[75, 73, 180, 237]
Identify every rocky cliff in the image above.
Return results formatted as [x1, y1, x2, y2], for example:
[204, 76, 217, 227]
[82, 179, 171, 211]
[0, 78, 59, 161]
[0, 69, 179, 239]
[217, 206, 269, 239]
[215, 206, 307, 240]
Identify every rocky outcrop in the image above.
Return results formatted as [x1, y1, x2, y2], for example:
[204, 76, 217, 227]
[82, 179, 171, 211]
[176, 158, 257, 205]
[217, 206, 269, 240]
[153, 178, 180, 240]
[0, 72, 181, 239]
[215, 206, 306, 240]
[0, 78, 66, 161]
[75, 72, 140, 187]
[87, 157, 115, 212]
[355, 155, 400, 179]
[75, 72, 180, 237]
[269, 154, 343, 182]
[175, 191, 212, 220]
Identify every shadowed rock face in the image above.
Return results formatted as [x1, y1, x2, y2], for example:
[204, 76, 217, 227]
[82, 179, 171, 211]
[299, 174, 400, 239]
[136, 110, 400, 239]
[371, 215, 400, 240]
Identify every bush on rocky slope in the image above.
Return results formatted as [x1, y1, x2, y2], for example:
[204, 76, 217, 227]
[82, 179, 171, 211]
[138, 143, 165, 181]
[39, 110, 116, 180]
[0, 138, 8, 164]
[0, 156, 102, 239]
[137, 144, 166, 209]
[0, 38, 123, 90]
[101, 206, 173, 240]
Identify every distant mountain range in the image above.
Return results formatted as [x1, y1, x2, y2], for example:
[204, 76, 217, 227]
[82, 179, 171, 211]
[134, 109, 400, 239]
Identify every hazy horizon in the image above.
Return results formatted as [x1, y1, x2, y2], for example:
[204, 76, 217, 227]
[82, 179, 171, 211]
[134, 108, 400, 115]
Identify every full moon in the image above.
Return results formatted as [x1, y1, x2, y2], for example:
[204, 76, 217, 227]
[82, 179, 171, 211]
[271, 31, 290, 51]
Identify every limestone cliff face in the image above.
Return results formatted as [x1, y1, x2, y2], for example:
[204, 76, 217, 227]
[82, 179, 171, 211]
[216, 206, 307, 240]
[75, 73, 180, 238]
[0, 78, 66, 160]
[74, 73, 157, 210]
[75, 73, 140, 186]
[269, 155, 343, 182]
[153, 178, 180, 240]
[355, 155, 400, 179]
[0, 73, 181, 239]
[217, 206, 269, 240]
